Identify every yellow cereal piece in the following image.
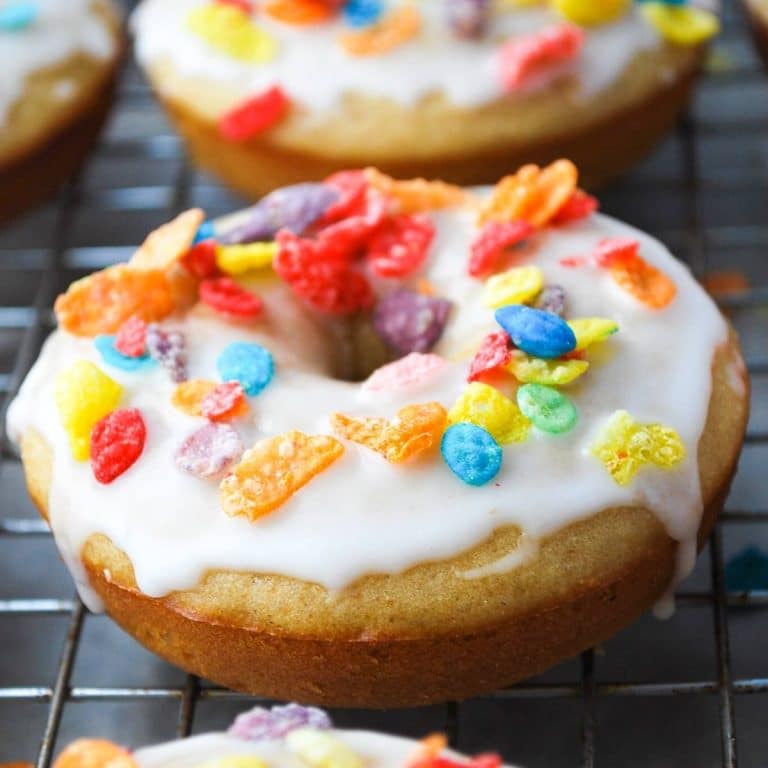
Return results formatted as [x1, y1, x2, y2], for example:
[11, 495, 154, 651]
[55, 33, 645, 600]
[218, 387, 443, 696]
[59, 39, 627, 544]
[506, 350, 589, 386]
[188, 4, 277, 62]
[639, 3, 719, 46]
[285, 728, 364, 768]
[130, 209, 204, 271]
[568, 317, 619, 351]
[591, 410, 686, 485]
[197, 758, 268, 768]
[171, 379, 217, 418]
[216, 242, 277, 275]
[55, 361, 123, 461]
[552, 0, 630, 26]
[448, 382, 530, 444]
[483, 266, 544, 309]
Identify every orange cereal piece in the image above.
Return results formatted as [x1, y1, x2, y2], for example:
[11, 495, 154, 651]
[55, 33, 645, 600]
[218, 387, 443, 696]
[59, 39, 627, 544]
[171, 379, 217, 417]
[220, 431, 344, 520]
[331, 402, 447, 463]
[364, 167, 468, 213]
[130, 209, 204, 271]
[339, 5, 421, 56]
[54, 265, 175, 337]
[479, 159, 578, 228]
[611, 256, 677, 309]
[53, 740, 137, 768]
[264, 0, 333, 24]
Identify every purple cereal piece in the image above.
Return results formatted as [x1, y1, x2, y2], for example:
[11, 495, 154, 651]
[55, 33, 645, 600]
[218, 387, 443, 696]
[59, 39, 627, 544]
[146, 324, 188, 383]
[373, 289, 453, 355]
[175, 423, 243, 479]
[535, 285, 566, 317]
[219, 184, 340, 244]
[445, 0, 490, 39]
[228, 704, 333, 742]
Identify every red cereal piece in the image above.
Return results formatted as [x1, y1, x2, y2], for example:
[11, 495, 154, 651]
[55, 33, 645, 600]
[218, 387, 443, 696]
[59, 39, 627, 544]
[498, 24, 584, 91]
[90, 408, 147, 485]
[594, 237, 639, 268]
[551, 189, 599, 224]
[182, 239, 219, 279]
[468, 331, 513, 381]
[559, 255, 588, 268]
[316, 190, 388, 261]
[367, 213, 435, 278]
[321, 170, 369, 223]
[468, 220, 534, 278]
[201, 381, 248, 421]
[114, 315, 147, 358]
[218, 86, 290, 142]
[295, 267, 374, 314]
[199, 277, 264, 319]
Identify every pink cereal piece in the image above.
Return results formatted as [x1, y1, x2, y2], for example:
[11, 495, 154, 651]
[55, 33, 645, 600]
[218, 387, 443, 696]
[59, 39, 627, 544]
[498, 24, 584, 92]
[201, 381, 247, 421]
[362, 352, 446, 392]
[468, 331, 513, 382]
[559, 255, 588, 268]
[114, 315, 148, 358]
[175, 422, 244, 479]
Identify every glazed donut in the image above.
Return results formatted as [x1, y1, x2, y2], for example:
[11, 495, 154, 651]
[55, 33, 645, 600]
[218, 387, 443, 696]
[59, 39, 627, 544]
[51, 703, 518, 768]
[0, 0, 123, 225]
[8, 161, 748, 707]
[130, 0, 719, 195]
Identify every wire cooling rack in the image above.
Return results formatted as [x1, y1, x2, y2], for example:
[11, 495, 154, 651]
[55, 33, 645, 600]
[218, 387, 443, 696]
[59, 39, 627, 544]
[1, 3, 767, 767]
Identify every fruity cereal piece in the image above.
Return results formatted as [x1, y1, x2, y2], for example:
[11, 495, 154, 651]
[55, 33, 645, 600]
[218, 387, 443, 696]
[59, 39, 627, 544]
[130, 209, 204, 271]
[331, 402, 447, 463]
[441, 423, 502, 487]
[220, 431, 345, 520]
[468, 220, 534, 279]
[228, 703, 333, 740]
[448, 382, 530, 444]
[467, 331, 513, 382]
[551, 189, 598, 224]
[344, 0, 386, 28]
[216, 242, 277, 274]
[175, 422, 244, 479]
[94, 335, 155, 374]
[364, 168, 468, 213]
[146, 324, 188, 382]
[362, 352, 446, 392]
[495, 304, 576, 359]
[482, 265, 544, 309]
[182, 239, 220, 279]
[201, 381, 249, 422]
[534, 284, 566, 316]
[507, 349, 589, 386]
[479, 159, 578, 228]
[568, 317, 618, 350]
[594, 237, 638, 268]
[200, 277, 264, 319]
[90, 408, 147, 484]
[172, 379, 218, 417]
[188, 3, 277, 61]
[516, 383, 577, 435]
[52, 739, 137, 768]
[590, 410, 653, 486]
[646, 423, 686, 469]
[114, 315, 147, 357]
[498, 24, 584, 92]
[285, 728, 364, 768]
[217, 342, 275, 396]
[265, 0, 333, 24]
[54, 265, 175, 337]
[611, 256, 677, 309]
[55, 361, 123, 461]
[339, 4, 421, 56]
[366, 213, 435, 278]
[446, 0, 491, 38]
[373, 289, 453, 354]
[219, 86, 290, 141]
[552, 0, 629, 26]
[640, 2, 719, 45]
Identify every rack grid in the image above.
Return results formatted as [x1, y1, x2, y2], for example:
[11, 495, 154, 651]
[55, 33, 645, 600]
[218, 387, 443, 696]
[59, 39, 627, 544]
[1, 3, 767, 767]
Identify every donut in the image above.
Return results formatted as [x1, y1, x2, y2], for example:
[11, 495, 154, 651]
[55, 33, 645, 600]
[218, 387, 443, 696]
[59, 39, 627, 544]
[130, 0, 720, 196]
[744, 0, 768, 66]
[51, 704, 515, 768]
[7, 161, 748, 707]
[0, 0, 123, 225]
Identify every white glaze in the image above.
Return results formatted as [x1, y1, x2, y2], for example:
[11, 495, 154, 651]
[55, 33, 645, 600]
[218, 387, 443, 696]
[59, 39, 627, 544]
[7, 209, 729, 613]
[0, 0, 116, 126]
[134, 730, 517, 768]
[131, 0, 663, 113]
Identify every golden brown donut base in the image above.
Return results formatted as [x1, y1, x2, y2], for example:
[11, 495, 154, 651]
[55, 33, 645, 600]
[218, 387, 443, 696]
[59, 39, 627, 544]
[147, 46, 701, 196]
[0, 4, 122, 225]
[20, 337, 747, 708]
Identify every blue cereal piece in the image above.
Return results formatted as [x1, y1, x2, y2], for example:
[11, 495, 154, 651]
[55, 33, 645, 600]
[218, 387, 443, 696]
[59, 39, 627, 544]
[217, 341, 274, 396]
[0, 1, 38, 31]
[94, 335, 156, 373]
[343, 0, 385, 28]
[193, 220, 216, 244]
[495, 304, 576, 359]
[440, 422, 502, 486]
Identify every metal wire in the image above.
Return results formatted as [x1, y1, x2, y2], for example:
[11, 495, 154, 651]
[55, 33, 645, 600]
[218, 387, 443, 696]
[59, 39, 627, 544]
[0, 3, 766, 766]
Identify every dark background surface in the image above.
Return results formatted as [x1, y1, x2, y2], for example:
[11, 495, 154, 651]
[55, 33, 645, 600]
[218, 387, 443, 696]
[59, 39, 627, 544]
[1, 2, 767, 766]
